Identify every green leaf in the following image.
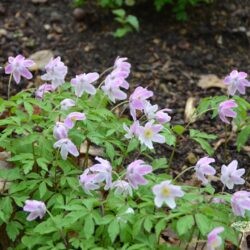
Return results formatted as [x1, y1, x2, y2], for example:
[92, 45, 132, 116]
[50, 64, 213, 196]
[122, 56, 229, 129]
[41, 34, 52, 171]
[144, 217, 153, 233]
[108, 219, 119, 243]
[193, 137, 214, 156]
[105, 142, 115, 161]
[39, 182, 47, 198]
[236, 125, 250, 151]
[114, 27, 130, 38]
[24, 102, 34, 117]
[84, 216, 95, 239]
[190, 129, 217, 140]
[126, 15, 139, 31]
[36, 157, 49, 171]
[176, 215, 194, 235]
[172, 125, 185, 135]
[163, 127, 176, 146]
[155, 218, 166, 238]
[6, 221, 22, 241]
[126, 138, 139, 153]
[195, 213, 211, 236]
[151, 158, 168, 170]
[112, 9, 126, 18]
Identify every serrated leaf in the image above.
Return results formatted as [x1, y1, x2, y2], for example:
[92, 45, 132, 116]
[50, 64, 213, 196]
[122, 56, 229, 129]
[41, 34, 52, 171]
[193, 137, 214, 156]
[84, 216, 95, 239]
[112, 9, 126, 18]
[114, 28, 130, 38]
[195, 213, 211, 236]
[108, 219, 119, 243]
[126, 15, 139, 31]
[39, 182, 47, 198]
[176, 215, 194, 235]
[172, 125, 185, 135]
[126, 138, 139, 153]
[155, 218, 166, 238]
[236, 125, 250, 151]
[24, 102, 34, 117]
[6, 221, 22, 241]
[105, 142, 115, 161]
[144, 217, 153, 233]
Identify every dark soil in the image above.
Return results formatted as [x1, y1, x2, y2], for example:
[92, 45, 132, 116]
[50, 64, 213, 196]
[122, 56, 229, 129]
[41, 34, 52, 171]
[0, 0, 249, 183]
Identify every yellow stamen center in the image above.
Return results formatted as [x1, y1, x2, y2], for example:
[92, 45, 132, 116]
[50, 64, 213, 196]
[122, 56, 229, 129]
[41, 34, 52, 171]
[161, 187, 171, 197]
[144, 128, 153, 139]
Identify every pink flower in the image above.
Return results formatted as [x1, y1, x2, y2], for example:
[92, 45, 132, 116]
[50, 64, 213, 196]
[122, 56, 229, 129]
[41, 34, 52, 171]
[79, 169, 100, 195]
[5, 55, 34, 84]
[129, 87, 153, 120]
[89, 157, 112, 190]
[123, 121, 140, 139]
[112, 180, 133, 196]
[137, 120, 165, 149]
[101, 57, 130, 103]
[224, 70, 250, 96]
[35, 83, 54, 99]
[194, 157, 216, 185]
[71, 72, 99, 97]
[155, 109, 172, 124]
[218, 99, 238, 124]
[144, 101, 172, 124]
[113, 57, 131, 78]
[64, 112, 86, 129]
[23, 200, 46, 221]
[53, 122, 68, 140]
[206, 227, 224, 250]
[53, 138, 79, 160]
[144, 101, 158, 120]
[60, 99, 76, 110]
[220, 160, 245, 189]
[152, 180, 184, 208]
[231, 191, 250, 217]
[41, 57, 68, 89]
[126, 160, 152, 189]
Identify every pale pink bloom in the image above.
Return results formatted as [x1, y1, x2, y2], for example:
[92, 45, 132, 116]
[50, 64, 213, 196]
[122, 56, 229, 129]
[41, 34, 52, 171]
[206, 227, 224, 250]
[224, 70, 250, 96]
[137, 120, 165, 149]
[53, 138, 79, 160]
[101, 75, 128, 103]
[5, 55, 34, 84]
[155, 109, 172, 124]
[220, 160, 245, 189]
[144, 101, 172, 124]
[101, 57, 130, 103]
[231, 191, 250, 217]
[23, 200, 46, 221]
[71, 72, 99, 97]
[64, 112, 86, 129]
[218, 99, 237, 124]
[129, 87, 153, 120]
[112, 180, 133, 196]
[79, 169, 100, 195]
[113, 57, 131, 78]
[123, 121, 140, 139]
[152, 180, 184, 208]
[89, 157, 112, 190]
[60, 98, 76, 110]
[35, 83, 54, 99]
[194, 157, 216, 185]
[126, 160, 152, 189]
[41, 56, 68, 89]
[53, 122, 68, 140]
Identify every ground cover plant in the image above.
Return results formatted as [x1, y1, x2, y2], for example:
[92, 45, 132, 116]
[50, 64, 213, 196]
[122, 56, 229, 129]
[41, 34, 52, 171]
[0, 54, 249, 249]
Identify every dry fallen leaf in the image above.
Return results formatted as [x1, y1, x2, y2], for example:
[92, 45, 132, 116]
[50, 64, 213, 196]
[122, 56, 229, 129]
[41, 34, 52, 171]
[184, 97, 196, 123]
[198, 74, 226, 89]
[29, 50, 54, 71]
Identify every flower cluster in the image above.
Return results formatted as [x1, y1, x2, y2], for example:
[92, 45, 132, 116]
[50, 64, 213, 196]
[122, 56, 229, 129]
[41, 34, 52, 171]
[79, 158, 153, 196]
[218, 69, 250, 124]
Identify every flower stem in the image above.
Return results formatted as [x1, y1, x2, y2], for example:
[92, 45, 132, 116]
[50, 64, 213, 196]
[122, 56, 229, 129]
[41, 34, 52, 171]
[168, 138, 177, 169]
[111, 100, 129, 112]
[224, 124, 228, 162]
[173, 166, 194, 182]
[7, 73, 13, 99]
